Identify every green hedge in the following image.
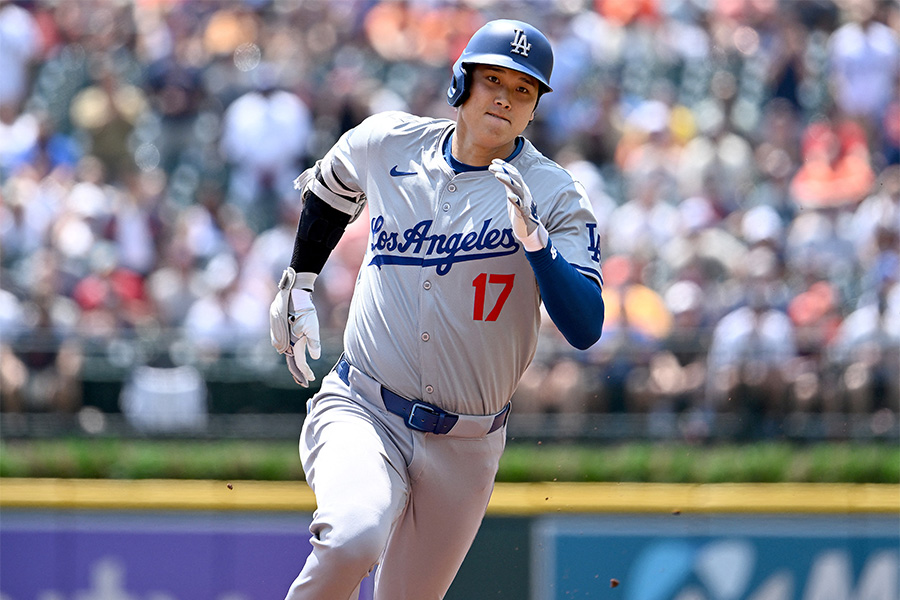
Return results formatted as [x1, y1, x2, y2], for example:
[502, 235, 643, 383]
[498, 441, 900, 483]
[2, 439, 897, 483]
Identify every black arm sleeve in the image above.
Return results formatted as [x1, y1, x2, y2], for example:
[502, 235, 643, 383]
[289, 190, 353, 274]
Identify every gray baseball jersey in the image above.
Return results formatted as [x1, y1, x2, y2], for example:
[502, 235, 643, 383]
[314, 110, 602, 415]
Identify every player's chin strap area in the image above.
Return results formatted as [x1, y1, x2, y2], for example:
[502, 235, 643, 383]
[334, 356, 509, 436]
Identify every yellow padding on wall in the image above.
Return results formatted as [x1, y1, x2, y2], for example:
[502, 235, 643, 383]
[0, 478, 316, 512]
[484, 482, 900, 515]
[1, 479, 897, 514]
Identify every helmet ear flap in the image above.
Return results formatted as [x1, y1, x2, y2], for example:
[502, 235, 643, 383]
[447, 64, 470, 107]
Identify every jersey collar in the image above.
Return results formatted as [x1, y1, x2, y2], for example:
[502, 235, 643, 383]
[443, 133, 524, 173]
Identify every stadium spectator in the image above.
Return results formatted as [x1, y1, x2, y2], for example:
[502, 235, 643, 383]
[790, 119, 876, 208]
[786, 280, 843, 414]
[828, 280, 900, 416]
[646, 280, 711, 419]
[827, 0, 900, 128]
[219, 64, 313, 230]
[1, 291, 83, 414]
[181, 252, 268, 362]
[0, 0, 40, 111]
[704, 246, 800, 438]
[582, 255, 670, 414]
[605, 172, 680, 261]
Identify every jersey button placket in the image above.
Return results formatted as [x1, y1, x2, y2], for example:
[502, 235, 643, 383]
[420, 180, 454, 401]
[443, 182, 456, 212]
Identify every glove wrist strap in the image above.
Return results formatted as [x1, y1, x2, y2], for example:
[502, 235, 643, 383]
[294, 272, 317, 292]
[521, 223, 548, 252]
[278, 268, 317, 292]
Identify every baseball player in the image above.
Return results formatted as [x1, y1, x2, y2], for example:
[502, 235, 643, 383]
[270, 19, 605, 599]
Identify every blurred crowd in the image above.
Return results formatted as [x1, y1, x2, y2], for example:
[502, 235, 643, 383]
[0, 0, 898, 439]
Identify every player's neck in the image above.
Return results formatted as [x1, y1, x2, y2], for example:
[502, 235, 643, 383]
[450, 129, 517, 167]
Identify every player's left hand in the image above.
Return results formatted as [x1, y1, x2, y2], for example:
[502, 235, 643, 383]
[270, 268, 321, 387]
[489, 158, 549, 252]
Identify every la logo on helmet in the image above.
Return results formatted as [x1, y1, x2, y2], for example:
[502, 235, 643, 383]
[510, 29, 531, 56]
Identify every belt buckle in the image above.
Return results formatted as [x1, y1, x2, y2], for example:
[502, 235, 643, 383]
[407, 402, 442, 433]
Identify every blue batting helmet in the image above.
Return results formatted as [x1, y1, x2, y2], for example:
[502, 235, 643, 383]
[447, 19, 554, 107]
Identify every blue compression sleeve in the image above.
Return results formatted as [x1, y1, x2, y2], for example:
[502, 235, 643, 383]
[525, 240, 605, 350]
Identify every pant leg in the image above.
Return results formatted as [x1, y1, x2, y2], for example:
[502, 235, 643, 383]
[284, 391, 410, 600]
[373, 427, 506, 599]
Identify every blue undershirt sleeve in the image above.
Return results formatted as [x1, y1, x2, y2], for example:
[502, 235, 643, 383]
[525, 239, 605, 350]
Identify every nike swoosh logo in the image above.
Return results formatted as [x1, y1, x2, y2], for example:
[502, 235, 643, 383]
[390, 165, 417, 177]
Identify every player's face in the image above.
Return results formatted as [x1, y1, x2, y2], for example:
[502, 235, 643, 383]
[454, 64, 539, 164]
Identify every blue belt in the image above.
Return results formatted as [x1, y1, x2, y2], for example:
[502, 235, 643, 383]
[335, 356, 508, 435]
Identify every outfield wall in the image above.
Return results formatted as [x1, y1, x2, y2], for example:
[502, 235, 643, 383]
[1, 479, 897, 599]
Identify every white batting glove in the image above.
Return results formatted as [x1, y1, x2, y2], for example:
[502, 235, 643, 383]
[489, 158, 549, 252]
[269, 268, 321, 387]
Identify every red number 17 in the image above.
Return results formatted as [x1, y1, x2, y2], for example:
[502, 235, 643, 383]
[472, 273, 515, 321]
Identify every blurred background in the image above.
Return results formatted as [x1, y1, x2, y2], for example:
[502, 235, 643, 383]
[1, 0, 898, 444]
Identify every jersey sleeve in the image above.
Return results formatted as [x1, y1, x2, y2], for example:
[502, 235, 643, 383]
[299, 113, 393, 222]
[540, 178, 604, 288]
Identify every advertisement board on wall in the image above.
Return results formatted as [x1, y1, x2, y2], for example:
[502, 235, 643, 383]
[533, 514, 899, 600]
[0, 510, 375, 600]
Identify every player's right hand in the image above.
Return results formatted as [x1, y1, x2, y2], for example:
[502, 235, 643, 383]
[270, 268, 321, 387]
